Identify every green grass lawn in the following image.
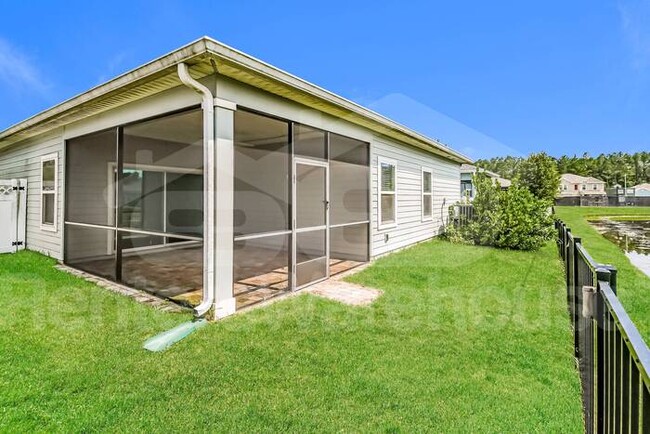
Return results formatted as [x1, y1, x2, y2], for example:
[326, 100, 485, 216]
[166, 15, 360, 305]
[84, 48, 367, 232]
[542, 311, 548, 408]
[0, 241, 582, 432]
[554, 206, 650, 341]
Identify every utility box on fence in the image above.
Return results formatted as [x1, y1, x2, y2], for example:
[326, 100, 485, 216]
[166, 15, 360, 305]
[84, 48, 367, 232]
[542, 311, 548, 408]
[0, 179, 27, 254]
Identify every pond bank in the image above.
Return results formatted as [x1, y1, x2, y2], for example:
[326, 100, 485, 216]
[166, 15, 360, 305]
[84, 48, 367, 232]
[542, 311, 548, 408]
[588, 217, 650, 278]
[555, 206, 650, 342]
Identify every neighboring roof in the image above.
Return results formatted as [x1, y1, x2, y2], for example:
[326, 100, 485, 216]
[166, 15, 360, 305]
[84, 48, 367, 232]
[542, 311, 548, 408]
[497, 177, 512, 188]
[561, 173, 605, 184]
[461, 164, 510, 185]
[633, 183, 650, 191]
[460, 163, 476, 173]
[0, 37, 471, 164]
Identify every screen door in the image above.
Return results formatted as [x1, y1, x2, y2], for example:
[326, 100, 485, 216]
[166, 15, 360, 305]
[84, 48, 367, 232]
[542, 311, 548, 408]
[293, 158, 329, 288]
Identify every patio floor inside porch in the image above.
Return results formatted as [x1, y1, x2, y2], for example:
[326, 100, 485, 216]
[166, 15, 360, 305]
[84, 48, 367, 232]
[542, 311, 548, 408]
[70, 245, 364, 310]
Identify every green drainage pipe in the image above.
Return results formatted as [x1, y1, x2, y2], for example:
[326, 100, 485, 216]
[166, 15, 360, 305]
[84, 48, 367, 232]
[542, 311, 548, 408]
[143, 319, 208, 352]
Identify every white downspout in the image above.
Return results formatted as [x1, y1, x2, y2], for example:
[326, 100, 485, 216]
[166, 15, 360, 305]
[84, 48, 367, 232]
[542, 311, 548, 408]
[177, 63, 215, 317]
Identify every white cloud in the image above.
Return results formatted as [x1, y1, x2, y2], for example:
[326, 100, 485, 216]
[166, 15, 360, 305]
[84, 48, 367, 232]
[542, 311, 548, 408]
[619, 0, 650, 69]
[0, 37, 49, 94]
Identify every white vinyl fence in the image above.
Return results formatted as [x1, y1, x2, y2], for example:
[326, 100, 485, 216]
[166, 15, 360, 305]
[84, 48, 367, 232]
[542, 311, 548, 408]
[0, 179, 27, 254]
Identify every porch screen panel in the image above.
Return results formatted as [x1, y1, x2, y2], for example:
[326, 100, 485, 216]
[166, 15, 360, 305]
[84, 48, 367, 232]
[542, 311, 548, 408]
[166, 172, 203, 238]
[64, 225, 116, 281]
[329, 134, 370, 263]
[234, 110, 289, 236]
[234, 234, 289, 286]
[66, 129, 117, 226]
[330, 223, 368, 262]
[294, 124, 326, 161]
[120, 109, 204, 296]
[296, 163, 326, 229]
[121, 235, 203, 299]
[65, 109, 203, 303]
[329, 134, 369, 225]
[234, 110, 290, 296]
[296, 229, 327, 286]
[122, 109, 203, 238]
[65, 130, 119, 276]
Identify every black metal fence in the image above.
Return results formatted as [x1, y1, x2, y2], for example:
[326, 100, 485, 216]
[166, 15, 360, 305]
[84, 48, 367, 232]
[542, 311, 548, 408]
[556, 220, 650, 433]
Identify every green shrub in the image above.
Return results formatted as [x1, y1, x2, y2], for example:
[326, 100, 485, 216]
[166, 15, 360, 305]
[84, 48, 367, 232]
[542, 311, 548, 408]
[515, 152, 560, 203]
[446, 173, 554, 250]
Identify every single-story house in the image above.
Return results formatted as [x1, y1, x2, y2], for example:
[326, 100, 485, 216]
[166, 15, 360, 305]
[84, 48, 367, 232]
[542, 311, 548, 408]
[0, 37, 470, 319]
[460, 164, 510, 200]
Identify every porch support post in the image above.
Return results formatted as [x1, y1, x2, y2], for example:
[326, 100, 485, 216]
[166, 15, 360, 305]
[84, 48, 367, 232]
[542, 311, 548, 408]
[212, 99, 236, 319]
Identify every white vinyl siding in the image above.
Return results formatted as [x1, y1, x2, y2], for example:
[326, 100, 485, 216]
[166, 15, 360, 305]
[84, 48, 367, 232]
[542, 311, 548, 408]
[371, 139, 460, 257]
[0, 133, 64, 258]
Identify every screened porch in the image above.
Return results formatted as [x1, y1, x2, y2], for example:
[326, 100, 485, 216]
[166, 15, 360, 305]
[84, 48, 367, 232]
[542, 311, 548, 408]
[63, 107, 370, 311]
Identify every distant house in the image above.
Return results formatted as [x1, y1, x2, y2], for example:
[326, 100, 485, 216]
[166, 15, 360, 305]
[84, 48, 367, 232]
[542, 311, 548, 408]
[557, 173, 607, 206]
[460, 164, 511, 200]
[607, 183, 650, 206]
[558, 173, 606, 197]
[632, 183, 650, 197]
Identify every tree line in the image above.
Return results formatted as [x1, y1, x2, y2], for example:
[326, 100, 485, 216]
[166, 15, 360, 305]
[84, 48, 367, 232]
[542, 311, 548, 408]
[475, 152, 650, 187]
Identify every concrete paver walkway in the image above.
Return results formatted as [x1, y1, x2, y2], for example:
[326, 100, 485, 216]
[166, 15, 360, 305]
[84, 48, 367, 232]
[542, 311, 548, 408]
[305, 279, 382, 306]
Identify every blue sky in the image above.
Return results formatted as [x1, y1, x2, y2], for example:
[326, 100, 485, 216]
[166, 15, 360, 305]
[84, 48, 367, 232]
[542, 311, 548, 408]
[1, 0, 649, 160]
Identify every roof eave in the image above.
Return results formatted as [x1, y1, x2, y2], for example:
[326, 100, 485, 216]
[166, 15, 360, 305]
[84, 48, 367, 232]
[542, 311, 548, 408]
[0, 38, 213, 147]
[204, 39, 470, 163]
[0, 37, 471, 164]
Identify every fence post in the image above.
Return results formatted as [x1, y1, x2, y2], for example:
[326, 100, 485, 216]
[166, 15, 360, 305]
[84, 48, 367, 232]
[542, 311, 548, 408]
[604, 265, 617, 295]
[573, 237, 581, 357]
[562, 224, 571, 266]
[595, 266, 612, 434]
[564, 225, 570, 261]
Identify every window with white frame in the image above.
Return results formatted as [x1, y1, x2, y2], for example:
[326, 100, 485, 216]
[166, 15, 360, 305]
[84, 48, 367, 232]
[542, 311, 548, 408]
[379, 159, 396, 228]
[40, 154, 57, 231]
[422, 168, 433, 220]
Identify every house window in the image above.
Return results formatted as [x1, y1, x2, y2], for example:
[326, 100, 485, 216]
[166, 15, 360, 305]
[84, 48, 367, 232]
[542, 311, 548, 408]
[40, 154, 58, 231]
[574, 185, 578, 191]
[422, 168, 433, 220]
[563, 184, 567, 191]
[593, 184, 597, 190]
[582, 184, 586, 190]
[379, 158, 396, 228]
[461, 180, 473, 198]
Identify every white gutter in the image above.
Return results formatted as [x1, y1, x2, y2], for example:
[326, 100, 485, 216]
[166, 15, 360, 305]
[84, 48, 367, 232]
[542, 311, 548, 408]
[177, 63, 215, 317]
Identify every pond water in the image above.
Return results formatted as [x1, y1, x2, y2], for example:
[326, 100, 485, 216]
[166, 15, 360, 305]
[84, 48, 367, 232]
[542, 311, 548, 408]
[589, 218, 650, 278]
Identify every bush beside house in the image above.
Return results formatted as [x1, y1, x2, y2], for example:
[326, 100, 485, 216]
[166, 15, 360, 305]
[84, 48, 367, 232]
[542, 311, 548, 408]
[446, 172, 554, 251]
